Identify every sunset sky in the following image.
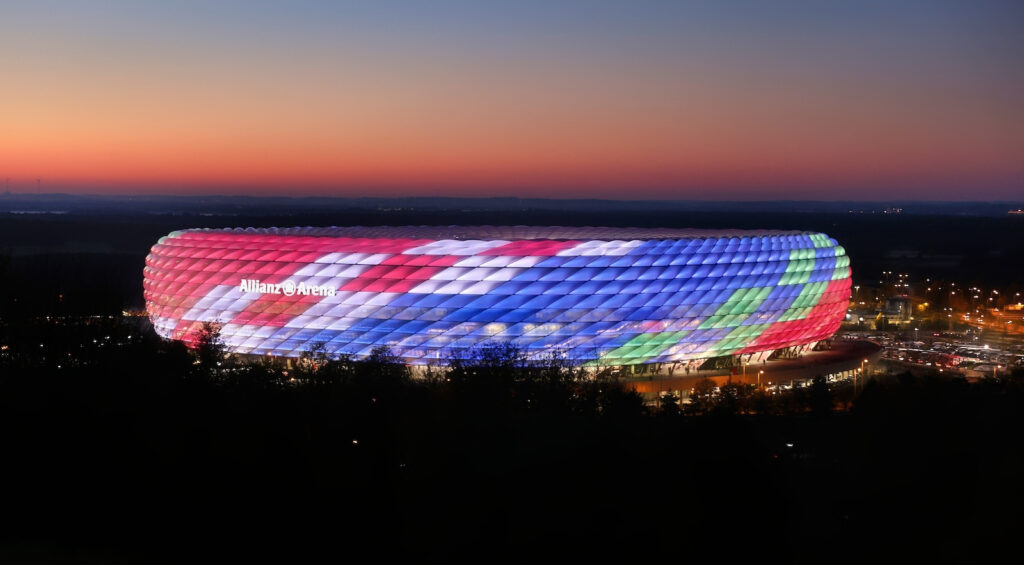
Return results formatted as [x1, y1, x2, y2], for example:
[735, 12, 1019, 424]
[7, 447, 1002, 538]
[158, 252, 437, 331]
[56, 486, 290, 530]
[2, 0, 1022, 200]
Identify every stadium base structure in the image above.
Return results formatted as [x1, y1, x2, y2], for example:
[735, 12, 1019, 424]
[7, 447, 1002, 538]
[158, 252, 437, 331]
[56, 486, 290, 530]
[144, 226, 852, 366]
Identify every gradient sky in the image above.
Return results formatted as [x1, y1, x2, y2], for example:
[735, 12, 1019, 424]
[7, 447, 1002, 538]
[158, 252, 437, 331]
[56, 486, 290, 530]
[2, 0, 1022, 200]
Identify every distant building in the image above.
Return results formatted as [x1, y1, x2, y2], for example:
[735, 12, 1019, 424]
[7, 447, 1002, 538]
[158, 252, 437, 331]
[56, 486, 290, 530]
[144, 226, 852, 366]
[881, 296, 912, 322]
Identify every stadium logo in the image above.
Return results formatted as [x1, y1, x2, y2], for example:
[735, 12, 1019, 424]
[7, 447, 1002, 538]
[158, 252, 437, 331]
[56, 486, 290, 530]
[239, 279, 336, 297]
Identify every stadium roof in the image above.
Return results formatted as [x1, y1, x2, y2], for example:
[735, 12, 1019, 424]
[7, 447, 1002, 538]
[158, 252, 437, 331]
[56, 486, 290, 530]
[181, 225, 810, 240]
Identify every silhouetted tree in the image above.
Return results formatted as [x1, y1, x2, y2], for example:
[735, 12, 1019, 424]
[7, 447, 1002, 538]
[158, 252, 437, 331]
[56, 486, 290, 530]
[297, 341, 332, 374]
[354, 345, 411, 392]
[444, 341, 523, 407]
[748, 388, 776, 415]
[686, 378, 717, 416]
[191, 321, 227, 380]
[294, 341, 355, 388]
[809, 375, 833, 416]
[659, 391, 682, 417]
[519, 350, 588, 415]
[228, 353, 285, 389]
[714, 382, 753, 416]
[576, 374, 647, 420]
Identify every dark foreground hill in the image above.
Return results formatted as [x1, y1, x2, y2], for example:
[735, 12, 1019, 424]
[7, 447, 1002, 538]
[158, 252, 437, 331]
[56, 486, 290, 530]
[0, 318, 1021, 564]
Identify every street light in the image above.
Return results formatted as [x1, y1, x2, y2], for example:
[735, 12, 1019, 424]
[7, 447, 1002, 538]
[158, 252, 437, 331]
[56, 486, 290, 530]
[758, 369, 764, 390]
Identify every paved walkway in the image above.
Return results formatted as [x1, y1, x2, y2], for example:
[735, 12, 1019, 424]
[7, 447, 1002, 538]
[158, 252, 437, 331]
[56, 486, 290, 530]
[620, 339, 884, 395]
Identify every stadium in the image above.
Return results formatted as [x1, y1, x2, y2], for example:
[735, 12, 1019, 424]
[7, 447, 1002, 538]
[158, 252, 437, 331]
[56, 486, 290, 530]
[144, 226, 852, 366]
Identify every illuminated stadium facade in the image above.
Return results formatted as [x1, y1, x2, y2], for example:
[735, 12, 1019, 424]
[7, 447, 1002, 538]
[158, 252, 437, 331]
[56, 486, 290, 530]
[144, 226, 852, 366]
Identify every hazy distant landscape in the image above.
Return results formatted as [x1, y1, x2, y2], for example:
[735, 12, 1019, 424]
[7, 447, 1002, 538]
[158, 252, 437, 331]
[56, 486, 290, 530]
[2, 192, 1023, 216]
[2, 194, 1023, 318]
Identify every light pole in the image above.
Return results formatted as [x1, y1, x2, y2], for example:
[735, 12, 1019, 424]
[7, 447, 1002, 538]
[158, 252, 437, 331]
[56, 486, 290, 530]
[758, 369, 764, 390]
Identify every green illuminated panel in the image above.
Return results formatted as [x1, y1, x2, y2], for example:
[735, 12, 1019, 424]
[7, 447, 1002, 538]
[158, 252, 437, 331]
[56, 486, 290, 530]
[599, 329, 692, 365]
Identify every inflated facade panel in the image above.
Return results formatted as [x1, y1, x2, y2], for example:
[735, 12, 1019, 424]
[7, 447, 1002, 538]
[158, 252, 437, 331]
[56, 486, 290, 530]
[144, 226, 852, 365]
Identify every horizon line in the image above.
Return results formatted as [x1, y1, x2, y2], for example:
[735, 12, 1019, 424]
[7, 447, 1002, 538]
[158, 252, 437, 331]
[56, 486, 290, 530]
[2, 192, 1024, 205]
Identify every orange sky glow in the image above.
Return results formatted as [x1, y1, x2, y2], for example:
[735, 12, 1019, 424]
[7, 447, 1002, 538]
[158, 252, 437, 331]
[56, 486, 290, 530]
[2, 2, 1021, 200]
